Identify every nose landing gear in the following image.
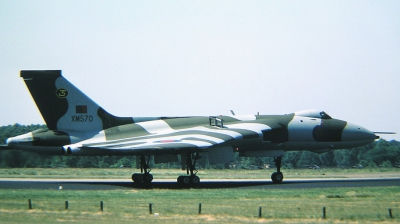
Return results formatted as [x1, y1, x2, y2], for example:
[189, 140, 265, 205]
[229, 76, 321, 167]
[271, 156, 283, 184]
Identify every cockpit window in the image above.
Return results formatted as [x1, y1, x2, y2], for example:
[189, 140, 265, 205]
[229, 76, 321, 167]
[295, 110, 332, 119]
[319, 111, 332, 119]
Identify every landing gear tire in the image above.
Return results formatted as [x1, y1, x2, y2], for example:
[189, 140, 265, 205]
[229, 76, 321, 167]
[271, 172, 283, 184]
[143, 173, 153, 183]
[177, 176, 183, 184]
[191, 175, 200, 184]
[183, 176, 191, 184]
[132, 173, 138, 182]
[177, 175, 201, 186]
[132, 173, 145, 183]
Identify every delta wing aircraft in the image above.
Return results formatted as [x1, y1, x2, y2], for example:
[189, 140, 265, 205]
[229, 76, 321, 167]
[1, 70, 382, 185]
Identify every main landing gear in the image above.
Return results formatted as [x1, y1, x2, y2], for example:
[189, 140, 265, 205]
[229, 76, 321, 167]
[177, 151, 201, 186]
[132, 155, 153, 184]
[271, 156, 283, 184]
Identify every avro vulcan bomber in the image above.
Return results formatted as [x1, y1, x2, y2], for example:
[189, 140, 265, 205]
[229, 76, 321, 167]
[1, 70, 382, 185]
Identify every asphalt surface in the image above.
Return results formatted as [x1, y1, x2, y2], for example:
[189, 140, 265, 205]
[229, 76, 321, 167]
[0, 177, 399, 190]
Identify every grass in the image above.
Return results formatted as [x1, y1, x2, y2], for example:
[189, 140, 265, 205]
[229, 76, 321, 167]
[0, 187, 399, 223]
[0, 168, 399, 223]
[0, 167, 399, 179]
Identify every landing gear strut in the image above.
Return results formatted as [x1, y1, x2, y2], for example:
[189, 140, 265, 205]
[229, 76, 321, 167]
[271, 156, 283, 184]
[177, 151, 201, 186]
[132, 155, 153, 184]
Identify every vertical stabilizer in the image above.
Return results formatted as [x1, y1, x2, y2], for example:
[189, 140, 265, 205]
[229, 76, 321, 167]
[20, 70, 133, 132]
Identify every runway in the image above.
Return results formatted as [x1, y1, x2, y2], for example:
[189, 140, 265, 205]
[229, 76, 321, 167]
[0, 177, 399, 190]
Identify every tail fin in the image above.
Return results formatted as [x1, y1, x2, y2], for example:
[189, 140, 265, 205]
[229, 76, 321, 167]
[21, 70, 133, 132]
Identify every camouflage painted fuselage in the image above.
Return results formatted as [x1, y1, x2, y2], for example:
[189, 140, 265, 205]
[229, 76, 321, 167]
[5, 70, 376, 160]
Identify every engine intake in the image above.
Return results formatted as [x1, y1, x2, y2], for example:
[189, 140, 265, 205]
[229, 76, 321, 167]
[62, 144, 82, 155]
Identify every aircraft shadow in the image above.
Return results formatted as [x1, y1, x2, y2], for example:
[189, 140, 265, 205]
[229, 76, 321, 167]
[84, 180, 271, 189]
[83, 178, 400, 190]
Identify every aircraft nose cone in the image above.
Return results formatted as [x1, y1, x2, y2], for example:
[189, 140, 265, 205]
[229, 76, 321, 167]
[341, 123, 377, 143]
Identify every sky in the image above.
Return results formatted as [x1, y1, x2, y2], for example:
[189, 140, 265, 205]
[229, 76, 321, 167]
[0, 0, 399, 141]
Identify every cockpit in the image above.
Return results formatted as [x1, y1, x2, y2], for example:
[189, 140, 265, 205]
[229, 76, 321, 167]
[294, 110, 332, 119]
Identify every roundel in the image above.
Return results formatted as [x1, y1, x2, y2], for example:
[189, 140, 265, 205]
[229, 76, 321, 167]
[56, 88, 69, 98]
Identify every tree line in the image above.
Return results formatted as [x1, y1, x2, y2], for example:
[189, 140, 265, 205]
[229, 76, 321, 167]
[1, 124, 399, 169]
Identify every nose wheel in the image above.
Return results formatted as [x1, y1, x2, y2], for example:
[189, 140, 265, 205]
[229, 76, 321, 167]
[271, 156, 283, 184]
[271, 172, 283, 183]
